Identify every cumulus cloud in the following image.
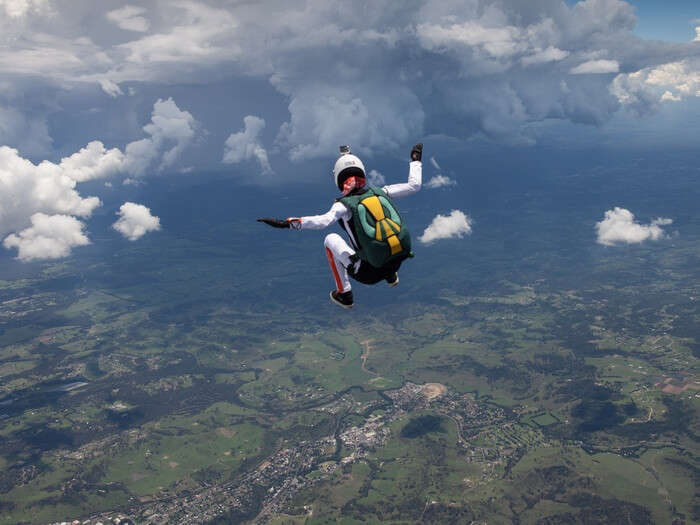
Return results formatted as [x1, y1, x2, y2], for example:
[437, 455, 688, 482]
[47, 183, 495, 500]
[99, 78, 124, 97]
[106, 5, 150, 33]
[570, 59, 620, 75]
[425, 175, 457, 189]
[425, 156, 455, 188]
[3, 213, 89, 261]
[124, 98, 198, 177]
[612, 58, 700, 111]
[419, 210, 472, 244]
[595, 207, 672, 246]
[112, 202, 161, 241]
[695, 26, 700, 42]
[660, 90, 681, 102]
[0, 146, 101, 238]
[368, 169, 385, 186]
[58, 141, 126, 182]
[223, 115, 272, 174]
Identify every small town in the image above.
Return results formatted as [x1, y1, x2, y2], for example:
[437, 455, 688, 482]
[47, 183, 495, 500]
[47, 381, 520, 524]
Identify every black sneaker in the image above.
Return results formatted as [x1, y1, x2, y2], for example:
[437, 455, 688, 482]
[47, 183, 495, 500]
[386, 273, 399, 287]
[330, 290, 354, 309]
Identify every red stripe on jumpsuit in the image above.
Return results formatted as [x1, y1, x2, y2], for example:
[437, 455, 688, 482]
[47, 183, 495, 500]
[325, 247, 345, 292]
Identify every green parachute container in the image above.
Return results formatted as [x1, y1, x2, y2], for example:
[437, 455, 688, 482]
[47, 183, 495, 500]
[339, 186, 412, 268]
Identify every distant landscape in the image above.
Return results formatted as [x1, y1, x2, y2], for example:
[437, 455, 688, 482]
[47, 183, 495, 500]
[1, 152, 697, 524]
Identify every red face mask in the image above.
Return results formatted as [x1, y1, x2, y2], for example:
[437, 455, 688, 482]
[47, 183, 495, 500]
[342, 175, 366, 196]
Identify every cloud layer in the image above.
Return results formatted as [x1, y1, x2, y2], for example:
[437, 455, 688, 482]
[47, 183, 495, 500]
[419, 210, 472, 244]
[112, 202, 161, 241]
[595, 207, 672, 246]
[0, 0, 698, 161]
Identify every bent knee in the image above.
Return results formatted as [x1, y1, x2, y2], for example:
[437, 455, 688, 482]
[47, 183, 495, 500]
[324, 233, 342, 248]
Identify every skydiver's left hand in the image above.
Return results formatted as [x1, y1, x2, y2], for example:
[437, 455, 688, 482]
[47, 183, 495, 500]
[411, 143, 423, 162]
[257, 218, 290, 229]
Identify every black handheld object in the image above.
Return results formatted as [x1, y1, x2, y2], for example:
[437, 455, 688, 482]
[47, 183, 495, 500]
[411, 143, 423, 162]
[257, 218, 290, 229]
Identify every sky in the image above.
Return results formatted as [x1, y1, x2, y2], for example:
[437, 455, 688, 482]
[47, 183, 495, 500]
[0, 0, 698, 261]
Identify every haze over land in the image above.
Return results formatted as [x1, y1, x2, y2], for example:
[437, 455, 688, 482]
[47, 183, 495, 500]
[0, 1, 698, 524]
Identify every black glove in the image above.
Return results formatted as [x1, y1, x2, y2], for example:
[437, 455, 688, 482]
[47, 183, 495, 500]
[257, 218, 290, 229]
[411, 143, 423, 162]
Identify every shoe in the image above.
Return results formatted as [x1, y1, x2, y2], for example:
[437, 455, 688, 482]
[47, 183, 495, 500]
[386, 273, 399, 287]
[330, 290, 354, 309]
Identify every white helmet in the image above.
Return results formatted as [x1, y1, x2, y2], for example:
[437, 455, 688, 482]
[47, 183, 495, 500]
[333, 146, 365, 191]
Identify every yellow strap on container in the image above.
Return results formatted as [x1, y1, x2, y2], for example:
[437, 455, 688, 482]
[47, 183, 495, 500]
[361, 195, 403, 255]
[386, 234, 402, 255]
[362, 196, 385, 221]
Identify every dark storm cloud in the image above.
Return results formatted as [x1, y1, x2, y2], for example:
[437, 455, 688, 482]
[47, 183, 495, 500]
[1, 0, 698, 159]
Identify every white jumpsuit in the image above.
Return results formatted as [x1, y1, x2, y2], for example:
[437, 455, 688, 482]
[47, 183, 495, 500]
[290, 160, 422, 292]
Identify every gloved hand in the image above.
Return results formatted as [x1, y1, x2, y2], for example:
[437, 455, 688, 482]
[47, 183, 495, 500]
[257, 218, 290, 229]
[410, 143, 423, 162]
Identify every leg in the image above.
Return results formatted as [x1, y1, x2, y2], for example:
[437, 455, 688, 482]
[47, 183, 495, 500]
[324, 233, 354, 293]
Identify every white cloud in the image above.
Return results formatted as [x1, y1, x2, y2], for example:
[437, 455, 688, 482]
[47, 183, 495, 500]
[223, 115, 272, 174]
[570, 59, 620, 75]
[3, 213, 89, 261]
[595, 207, 672, 246]
[112, 202, 161, 241]
[429, 156, 441, 171]
[660, 90, 681, 102]
[521, 47, 569, 67]
[368, 169, 385, 186]
[0, 146, 101, 238]
[58, 141, 125, 183]
[416, 20, 522, 59]
[124, 98, 198, 177]
[419, 210, 472, 244]
[0, 0, 48, 18]
[99, 78, 123, 97]
[425, 175, 457, 189]
[611, 59, 700, 112]
[115, 2, 238, 66]
[694, 26, 700, 42]
[106, 5, 150, 33]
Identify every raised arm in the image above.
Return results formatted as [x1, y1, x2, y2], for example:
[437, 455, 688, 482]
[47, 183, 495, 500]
[258, 202, 349, 230]
[383, 143, 422, 199]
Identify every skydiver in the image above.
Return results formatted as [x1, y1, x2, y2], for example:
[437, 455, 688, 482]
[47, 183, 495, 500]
[258, 143, 422, 309]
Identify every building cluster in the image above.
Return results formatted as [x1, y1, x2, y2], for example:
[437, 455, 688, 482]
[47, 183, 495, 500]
[0, 293, 57, 322]
[339, 415, 390, 451]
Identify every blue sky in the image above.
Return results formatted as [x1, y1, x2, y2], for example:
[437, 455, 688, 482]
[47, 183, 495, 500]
[624, 0, 698, 42]
[563, 0, 699, 41]
[0, 0, 698, 261]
